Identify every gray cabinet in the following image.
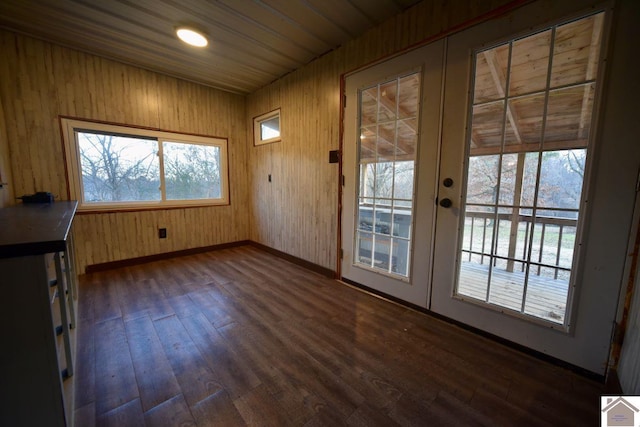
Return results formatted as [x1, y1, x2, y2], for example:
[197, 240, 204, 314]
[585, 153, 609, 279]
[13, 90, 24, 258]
[0, 201, 78, 427]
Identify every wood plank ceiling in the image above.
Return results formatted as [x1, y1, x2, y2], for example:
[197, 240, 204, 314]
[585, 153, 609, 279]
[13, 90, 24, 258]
[0, 0, 420, 94]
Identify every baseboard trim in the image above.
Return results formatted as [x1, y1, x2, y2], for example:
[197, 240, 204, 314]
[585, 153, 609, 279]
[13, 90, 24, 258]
[340, 277, 606, 383]
[84, 240, 337, 279]
[84, 240, 251, 273]
[248, 241, 336, 279]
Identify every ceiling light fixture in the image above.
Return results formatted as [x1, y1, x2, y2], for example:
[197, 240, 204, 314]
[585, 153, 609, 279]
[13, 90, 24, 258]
[176, 27, 208, 47]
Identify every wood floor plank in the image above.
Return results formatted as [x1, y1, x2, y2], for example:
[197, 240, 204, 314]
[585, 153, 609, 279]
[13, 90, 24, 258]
[387, 393, 438, 427]
[352, 309, 508, 402]
[437, 391, 498, 426]
[302, 402, 351, 427]
[74, 313, 96, 409]
[124, 315, 182, 412]
[186, 286, 236, 327]
[260, 373, 319, 425]
[233, 383, 292, 427]
[143, 394, 197, 427]
[96, 398, 145, 427]
[92, 279, 122, 323]
[219, 320, 367, 418]
[190, 389, 246, 427]
[346, 403, 401, 427]
[299, 316, 441, 406]
[147, 260, 185, 299]
[118, 277, 174, 321]
[221, 279, 290, 324]
[78, 273, 97, 324]
[276, 315, 402, 410]
[93, 317, 138, 415]
[166, 293, 200, 319]
[75, 245, 605, 427]
[192, 253, 234, 285]
[216, 321, 287, 380]
[152, 315, 223, 406]
[74, 402, 96, 427]
[180, 312, 261, 399]
[469, 388, 552, 427]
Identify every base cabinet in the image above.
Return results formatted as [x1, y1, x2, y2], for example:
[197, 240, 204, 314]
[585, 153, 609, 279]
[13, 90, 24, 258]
[0, 202, 78, 427]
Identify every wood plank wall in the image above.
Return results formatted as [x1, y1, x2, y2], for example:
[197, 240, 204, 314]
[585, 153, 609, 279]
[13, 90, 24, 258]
[0, 31, 249, 272]
[246, 0, 515, 270]
[0, 98, 14, 208]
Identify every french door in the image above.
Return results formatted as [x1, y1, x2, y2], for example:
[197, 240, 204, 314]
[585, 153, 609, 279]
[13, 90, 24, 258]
[341, 41, 444, 306]
[343, 1, 617, 374]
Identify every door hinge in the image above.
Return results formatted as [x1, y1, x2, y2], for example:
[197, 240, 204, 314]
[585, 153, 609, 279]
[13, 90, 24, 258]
[340, 248, 344, 259]
[342, 175, 345, 186]
[343, 94, 347, 108]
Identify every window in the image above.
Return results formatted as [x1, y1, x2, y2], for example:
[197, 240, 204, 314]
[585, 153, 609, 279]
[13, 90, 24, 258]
[61, 118, 229, 211]
[253, 109, 281, 145]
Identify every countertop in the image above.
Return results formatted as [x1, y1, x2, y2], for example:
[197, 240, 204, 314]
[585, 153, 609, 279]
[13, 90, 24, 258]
[0, 201, 77, 258]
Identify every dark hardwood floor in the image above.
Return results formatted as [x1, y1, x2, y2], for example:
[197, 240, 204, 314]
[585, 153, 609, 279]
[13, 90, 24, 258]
[73, 245, 604, 426]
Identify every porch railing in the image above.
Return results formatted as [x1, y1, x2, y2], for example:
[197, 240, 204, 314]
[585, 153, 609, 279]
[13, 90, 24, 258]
[462, 211, 577, 280]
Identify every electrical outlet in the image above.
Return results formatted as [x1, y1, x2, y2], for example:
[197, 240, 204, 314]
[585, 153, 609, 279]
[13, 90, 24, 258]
[158, 228, 167, 239]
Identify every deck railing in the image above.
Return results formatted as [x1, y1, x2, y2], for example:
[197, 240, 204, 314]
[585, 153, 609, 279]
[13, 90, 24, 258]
[462, 211, 577, 280]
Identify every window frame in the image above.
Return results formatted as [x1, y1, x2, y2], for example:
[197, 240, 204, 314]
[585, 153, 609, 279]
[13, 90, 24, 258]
[253, 108, 281, 146]
[61, 118, 230, 212]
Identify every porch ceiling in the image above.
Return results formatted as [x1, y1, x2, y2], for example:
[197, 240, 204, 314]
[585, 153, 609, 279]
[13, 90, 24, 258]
[359, 13, 603, 162]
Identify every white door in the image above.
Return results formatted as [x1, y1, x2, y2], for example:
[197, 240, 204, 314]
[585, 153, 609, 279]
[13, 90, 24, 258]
[341, 41, 444, 307]
[431, 2, 614, 374]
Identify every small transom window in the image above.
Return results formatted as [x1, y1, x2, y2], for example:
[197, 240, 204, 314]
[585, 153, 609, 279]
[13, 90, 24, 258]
[253, 109, 281, 146]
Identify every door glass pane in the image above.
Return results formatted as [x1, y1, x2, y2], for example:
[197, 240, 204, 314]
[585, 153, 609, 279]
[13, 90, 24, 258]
[355, 72, 420, 278]
[378, 80, 398, 122]
[392, 238, 410, 276]
[537, 149, 586, 210]
[356, 232, 373, 266]
[509, 30, 551, 96]
[544, 85, 594, 148]
[471, 102, 504, 152]
[377, 235, 392, 270]
[473, 44, 510, 104]
[458, 206, 495, 300]
[456, 13, 604, 325]
[551, 14, 603, 89]
[466, 155, 499, 205]
[505, 94, 545, 151]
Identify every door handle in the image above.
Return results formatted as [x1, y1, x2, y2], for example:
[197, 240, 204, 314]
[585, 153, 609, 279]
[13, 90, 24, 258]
[439, 198, 452, 208]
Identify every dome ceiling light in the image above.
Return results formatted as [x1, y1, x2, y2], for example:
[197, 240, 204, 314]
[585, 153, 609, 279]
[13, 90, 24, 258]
[176, 27, 208, 47]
